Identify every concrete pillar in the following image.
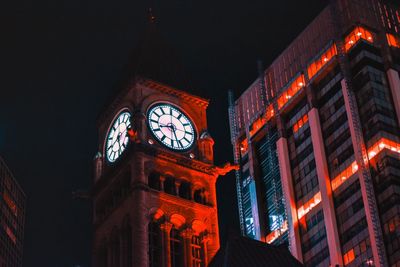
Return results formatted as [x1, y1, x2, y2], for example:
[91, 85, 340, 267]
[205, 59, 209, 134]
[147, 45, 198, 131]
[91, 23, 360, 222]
[175, 180, 181, 196]
[276, 137, 303, 262]
[387, 69, 400, 127]
[341, 79, 388, 267]
[308, 108, 343, 266]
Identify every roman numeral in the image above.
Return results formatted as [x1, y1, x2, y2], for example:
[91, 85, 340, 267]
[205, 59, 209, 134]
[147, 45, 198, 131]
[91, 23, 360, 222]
[150, 119, 158, 123]
[185, 131, 193, 135]
[177, 113, 182, 120]
[160, 108, 165, 114]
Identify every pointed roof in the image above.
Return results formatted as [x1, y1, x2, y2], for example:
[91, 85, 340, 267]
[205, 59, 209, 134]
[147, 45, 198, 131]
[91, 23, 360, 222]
[208, 234, 303, 267]
[121, 11, 192, 91]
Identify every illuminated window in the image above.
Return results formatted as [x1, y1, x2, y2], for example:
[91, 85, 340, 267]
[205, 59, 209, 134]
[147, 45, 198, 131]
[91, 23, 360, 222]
[239, 139, 248, 155]
[265, 220, 288, 244]
[387, 33, 400, 48]
[249, 117, 266, 137]
[277, 74, 305, 110]
[343, 249, 355, 265]
[331, 138, 400, 191]
[191, 235, 204, 267]
[331, 161, 358, 191]
[170, 227, 184, 267]
[344, 26, 374, 52]
[292, 114, 309, 133]
[297, 192, 322, 219]
[265, 104, 275, 121]
[148, 222, 162, 267]
[367, 138, 400, 160]
[307, 44, 337, 79]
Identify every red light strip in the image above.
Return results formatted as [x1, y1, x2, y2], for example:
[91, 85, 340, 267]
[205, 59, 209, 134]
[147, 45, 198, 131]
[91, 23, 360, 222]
[277, 75, 305, 110]
[332, 138, 400, 191]
[386, 33, 400, 48]
[344, 26, 374, 52]
[297, 192, 321, 219]
[307, 44, 337, 79]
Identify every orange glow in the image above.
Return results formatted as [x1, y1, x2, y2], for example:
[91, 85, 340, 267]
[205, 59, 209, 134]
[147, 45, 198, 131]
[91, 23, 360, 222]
[331, 161, 359, 191]
[4, 224, 16, 244]
[3, 192, 17, 216]
[265, 104, 275, 122]
[368, 138, 400, 160]
[343, 249, 355, 265]
[265, 220, 288, 244]
[307, 44, 337, 79]
[331, 138, 400, 191]
[240, 139, 248, 155]
[344, 26, 374, 52]
[387, 33, 400, 48]
[249, 117, 266, 137]
[297, 192, 321, 219]
[277, 75, 305, 110]
[292, 114, 308, 133]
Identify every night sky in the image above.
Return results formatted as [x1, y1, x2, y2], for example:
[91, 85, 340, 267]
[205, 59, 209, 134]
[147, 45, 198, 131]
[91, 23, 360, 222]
[0, 1, 339, 266]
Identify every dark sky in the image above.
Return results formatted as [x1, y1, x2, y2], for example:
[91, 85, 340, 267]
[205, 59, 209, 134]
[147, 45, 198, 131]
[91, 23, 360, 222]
[0, 0, 335, 266]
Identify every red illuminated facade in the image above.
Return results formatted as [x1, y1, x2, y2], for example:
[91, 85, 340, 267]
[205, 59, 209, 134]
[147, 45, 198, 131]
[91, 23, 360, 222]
[92, 76, 236, 266]
[0, 156, 25, 267]
[229, 0, 400, 266]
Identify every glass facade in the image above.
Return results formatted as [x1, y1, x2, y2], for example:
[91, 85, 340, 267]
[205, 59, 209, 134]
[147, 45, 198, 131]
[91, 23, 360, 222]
[229, 0, 400, 266]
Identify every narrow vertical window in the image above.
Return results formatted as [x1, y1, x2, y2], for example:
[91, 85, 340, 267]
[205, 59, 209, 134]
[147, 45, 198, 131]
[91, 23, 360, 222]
[170, 228, 183, 267]
[191, 235, 204, 267]
[148, 222, 162, 267]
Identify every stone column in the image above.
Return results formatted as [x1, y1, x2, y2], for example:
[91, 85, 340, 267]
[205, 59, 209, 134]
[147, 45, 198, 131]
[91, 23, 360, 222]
[308, 108, 343, 266]
[159, 175, 165, 192]
[160, 222, 172, 267]
[182, 228, 194, 267]
[202, 236, 210, 266]
[175, 180, 181, 197]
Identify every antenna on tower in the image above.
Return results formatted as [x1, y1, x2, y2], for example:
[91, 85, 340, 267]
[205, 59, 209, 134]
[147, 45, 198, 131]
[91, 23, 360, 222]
[148, 7, 156, 23]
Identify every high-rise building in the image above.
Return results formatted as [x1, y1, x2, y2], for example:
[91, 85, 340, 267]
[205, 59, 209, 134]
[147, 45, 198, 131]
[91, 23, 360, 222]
[92, 20, 235, 267]
[229, 0, 400, 266]
[0, 156, 26, 267]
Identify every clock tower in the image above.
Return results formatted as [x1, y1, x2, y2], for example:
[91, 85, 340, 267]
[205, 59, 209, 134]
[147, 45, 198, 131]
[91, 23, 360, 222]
[92, 73, 236, 267]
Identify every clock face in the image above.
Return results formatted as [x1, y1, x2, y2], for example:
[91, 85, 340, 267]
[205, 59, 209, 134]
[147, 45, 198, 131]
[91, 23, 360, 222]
[147, 104, 196, 151]
[105, 111, 131, 163]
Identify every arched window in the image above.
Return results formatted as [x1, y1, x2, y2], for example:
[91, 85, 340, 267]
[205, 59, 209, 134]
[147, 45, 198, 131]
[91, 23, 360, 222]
[179, 181, 191, 200]
[164, 177, 176, 195]
[191, 235, 204, 267]
[194, 188, 206, 204]
[148, 222, 162, 267]
[170, 227, 184, 267]
[148, 172, 161, 190]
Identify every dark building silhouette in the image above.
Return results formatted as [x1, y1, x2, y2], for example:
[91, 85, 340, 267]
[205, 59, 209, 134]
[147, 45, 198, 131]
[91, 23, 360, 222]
[208, 234, 303, 267]
[0, 156, 26, 267]
[229, 0, 400, 266]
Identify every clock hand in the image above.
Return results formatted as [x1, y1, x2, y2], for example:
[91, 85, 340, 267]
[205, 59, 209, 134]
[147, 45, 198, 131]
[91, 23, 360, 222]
[172, 128, 181, 148]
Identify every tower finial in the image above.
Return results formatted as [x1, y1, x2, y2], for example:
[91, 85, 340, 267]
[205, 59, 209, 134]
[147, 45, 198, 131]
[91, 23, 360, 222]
[148, 8, 156, 23]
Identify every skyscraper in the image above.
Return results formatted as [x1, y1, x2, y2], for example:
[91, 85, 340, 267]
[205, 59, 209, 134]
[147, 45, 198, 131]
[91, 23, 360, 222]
[229, 0, 400, 266]
[0, 156, 26, 267]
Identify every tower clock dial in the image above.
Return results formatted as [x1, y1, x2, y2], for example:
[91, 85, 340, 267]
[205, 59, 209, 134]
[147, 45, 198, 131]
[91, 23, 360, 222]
[105, 111, 131, 163]
[147, 104, 196, 151]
